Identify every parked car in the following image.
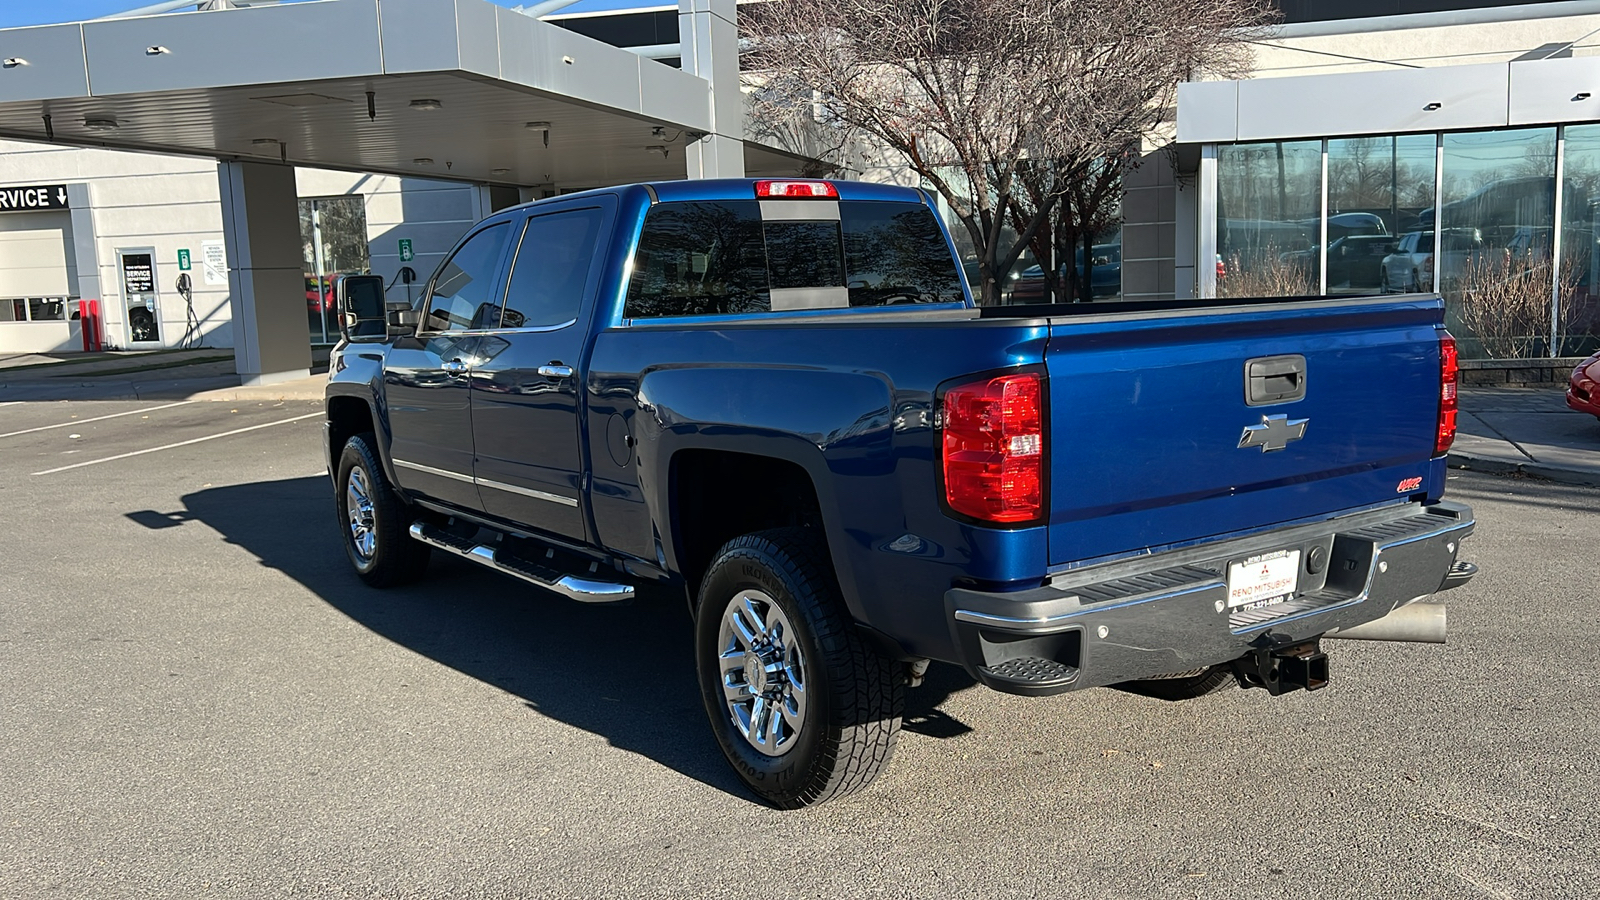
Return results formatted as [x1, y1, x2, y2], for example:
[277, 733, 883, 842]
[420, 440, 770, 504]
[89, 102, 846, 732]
[1277, 234, 1399, 294]
[1381, 232, 1434, 293]
[1381, 228, 1487, 293]
[324, 177, 1476, 808]
[1569, 351, 1600, 420]
[1325, 211, 1389, 242]
[1007, 244, 1121, 303]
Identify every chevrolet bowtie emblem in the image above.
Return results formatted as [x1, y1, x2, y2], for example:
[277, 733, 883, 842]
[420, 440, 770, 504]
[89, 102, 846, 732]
[1238, 414, 1309, 452]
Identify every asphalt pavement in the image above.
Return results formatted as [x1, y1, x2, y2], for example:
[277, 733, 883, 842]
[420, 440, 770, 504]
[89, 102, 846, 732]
[0, 396, 1597, 899]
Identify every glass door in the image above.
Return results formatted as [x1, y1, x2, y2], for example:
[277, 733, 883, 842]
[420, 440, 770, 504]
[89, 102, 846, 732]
[118, 248, 161, 344]
[299, 196, 372, 344]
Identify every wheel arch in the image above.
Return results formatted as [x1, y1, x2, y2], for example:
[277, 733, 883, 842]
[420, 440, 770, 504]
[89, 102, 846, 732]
[669, 447, 829, 608]
[326, 393, 380, 474]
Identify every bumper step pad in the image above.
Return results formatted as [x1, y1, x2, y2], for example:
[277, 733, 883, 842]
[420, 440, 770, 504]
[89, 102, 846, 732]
[979, 656, 1077, 692]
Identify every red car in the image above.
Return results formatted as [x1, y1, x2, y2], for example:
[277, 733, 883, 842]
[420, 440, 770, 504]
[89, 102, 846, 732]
[1569, 352, 1600, 420]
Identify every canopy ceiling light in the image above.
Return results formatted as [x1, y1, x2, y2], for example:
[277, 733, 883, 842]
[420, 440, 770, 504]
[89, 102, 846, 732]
[83, 117, 119, 132]
[410, 99, 443, 111]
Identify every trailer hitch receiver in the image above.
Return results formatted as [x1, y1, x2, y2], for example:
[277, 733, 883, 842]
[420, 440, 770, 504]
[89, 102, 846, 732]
[1231, 640, 1328, 695]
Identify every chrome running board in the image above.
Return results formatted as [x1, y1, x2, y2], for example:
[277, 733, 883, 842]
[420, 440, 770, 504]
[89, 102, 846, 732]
[408, 522, 634, 604]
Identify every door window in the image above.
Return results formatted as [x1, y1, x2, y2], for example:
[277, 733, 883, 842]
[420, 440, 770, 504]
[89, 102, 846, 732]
[424, 223, 511, 333]
[499, 207, 606, 329]
[119, 249, 160, 343]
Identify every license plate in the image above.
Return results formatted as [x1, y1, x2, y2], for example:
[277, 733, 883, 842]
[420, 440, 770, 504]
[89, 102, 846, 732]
[1227, 550, 1301, 611]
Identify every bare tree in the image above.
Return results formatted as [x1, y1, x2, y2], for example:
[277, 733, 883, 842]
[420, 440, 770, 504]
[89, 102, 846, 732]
[742, 0, 1273, 304]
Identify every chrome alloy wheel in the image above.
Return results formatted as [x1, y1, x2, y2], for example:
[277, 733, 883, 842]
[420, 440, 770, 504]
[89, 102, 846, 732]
[346, 466, 377, 563]
[717, 590, 808, 757]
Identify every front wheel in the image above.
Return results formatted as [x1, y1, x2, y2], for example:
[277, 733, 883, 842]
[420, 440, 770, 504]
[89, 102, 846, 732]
[335, 433, 431, 587]
[695, 528, 904, 808]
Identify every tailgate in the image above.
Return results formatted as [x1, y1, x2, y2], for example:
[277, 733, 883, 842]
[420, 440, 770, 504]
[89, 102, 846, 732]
[1044, 295, 1445, 568]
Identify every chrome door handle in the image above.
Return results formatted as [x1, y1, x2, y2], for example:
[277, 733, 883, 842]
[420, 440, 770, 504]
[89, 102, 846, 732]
[442, 359, 468, 375]
[537, 364, 574, 379]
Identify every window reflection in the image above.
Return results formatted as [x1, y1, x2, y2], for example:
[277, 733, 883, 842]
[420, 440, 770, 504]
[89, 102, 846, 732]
[502, 208, 605, 329]
[1561, 125, 1600, 357]
[1328, 135, 1434, 296]
[1438, 129, 1556, 358]
[1217, 140, 1322, 297]
[424, 223, 511, 333]
[840, 201, 965, 305]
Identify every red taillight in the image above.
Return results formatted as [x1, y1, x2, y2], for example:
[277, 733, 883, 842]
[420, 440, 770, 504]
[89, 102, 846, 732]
[941, 372, 1045, 524]
[1435, 332, 1458, 456]
[754, 179, 838, 199]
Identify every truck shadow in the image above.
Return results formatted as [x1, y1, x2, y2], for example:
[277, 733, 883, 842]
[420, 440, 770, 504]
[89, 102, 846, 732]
[156, 475, 977, 802]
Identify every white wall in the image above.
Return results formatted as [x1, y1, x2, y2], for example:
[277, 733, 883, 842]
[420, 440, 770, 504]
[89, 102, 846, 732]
[1253, 11, 1600, 78]
[0, 139, 232, 351]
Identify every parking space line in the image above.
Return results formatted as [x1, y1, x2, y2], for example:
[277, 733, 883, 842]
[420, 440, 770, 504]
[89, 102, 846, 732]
[32, 412, 323, 475]
[0, 400, 196, 440]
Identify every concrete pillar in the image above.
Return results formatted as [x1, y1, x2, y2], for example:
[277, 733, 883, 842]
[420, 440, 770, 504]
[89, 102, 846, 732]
[679, 0, 745, 178]
[470, 184, 522, 220]
[218, 160, 310, 385]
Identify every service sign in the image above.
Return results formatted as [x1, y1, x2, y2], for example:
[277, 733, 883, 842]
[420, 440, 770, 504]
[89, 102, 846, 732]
[0, 184, 69, 213]
[122, 254, 155, 295]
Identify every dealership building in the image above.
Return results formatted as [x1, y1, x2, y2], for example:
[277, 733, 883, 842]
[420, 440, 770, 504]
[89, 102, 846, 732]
[1163, 0, 1600, 365]
[0, 0, 1597, 373]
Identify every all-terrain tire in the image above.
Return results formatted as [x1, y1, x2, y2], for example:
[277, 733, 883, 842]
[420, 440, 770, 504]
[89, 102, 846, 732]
[335, 433, 430, 587]
[695, 527, 903, 808]
[1118, 666, 1235, 701]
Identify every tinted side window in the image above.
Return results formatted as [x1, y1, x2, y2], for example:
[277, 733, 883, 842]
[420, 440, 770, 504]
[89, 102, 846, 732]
[424, 222, 510, 332]
[501, 208, 606, 329]
[840, 201, 965, 306]
[625, 201, 769, 318]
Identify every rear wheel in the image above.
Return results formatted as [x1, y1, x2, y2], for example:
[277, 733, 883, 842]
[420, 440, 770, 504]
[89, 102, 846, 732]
[335, 433, 430, 587]
[695, 528, 903, 808]
[1118, 666, 1234, 701]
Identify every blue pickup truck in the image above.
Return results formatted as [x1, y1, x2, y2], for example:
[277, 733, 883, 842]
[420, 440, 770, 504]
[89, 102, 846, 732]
[324, 178, 1476, 808]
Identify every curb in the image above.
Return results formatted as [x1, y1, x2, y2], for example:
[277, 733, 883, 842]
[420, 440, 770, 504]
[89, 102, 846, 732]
[188, 386, 326, 402]
[1447, 452, 1600, 487]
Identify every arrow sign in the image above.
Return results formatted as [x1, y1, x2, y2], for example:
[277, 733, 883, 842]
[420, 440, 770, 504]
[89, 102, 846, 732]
[0, 183, 70, 213]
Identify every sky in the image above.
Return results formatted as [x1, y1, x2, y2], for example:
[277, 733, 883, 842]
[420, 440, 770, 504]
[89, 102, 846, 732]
[0, 0, 651, 30]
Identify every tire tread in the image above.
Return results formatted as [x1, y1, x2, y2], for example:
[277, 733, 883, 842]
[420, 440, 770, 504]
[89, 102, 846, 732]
[701, 527, 903, 808]
[338, 433, 430, 588]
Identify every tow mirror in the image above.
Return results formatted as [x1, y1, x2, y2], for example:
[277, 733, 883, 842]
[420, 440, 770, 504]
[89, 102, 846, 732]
[337, 274, 388, 342]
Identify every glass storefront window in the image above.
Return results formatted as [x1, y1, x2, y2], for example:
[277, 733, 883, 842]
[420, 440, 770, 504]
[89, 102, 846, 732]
[0, 297, 71, 323]
[1438, 128, 1556, 359]
[299, 196, 372, 344]
[1217, 140, 1323, 298]
[1560, 125, 1600, 358]
[1327, 135, 1435, 295]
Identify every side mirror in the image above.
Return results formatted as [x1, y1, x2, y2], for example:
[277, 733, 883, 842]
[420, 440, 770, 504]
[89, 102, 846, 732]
[337, 274, 389, 342]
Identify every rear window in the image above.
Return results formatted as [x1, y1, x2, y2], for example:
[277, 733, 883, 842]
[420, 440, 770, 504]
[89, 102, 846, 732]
[624, 199, 963, 319]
